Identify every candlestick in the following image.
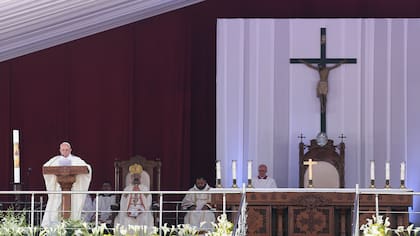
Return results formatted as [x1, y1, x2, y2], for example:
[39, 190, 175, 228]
[232, 160, 237, 180]
[370, 160, 375, 180]
[12, 130, 20, 184]
[247, 160, 253, 188]
[400, 162, 405, 181]
[247, 160, 252, 180]
[385, 179, 390, 189]
[247, 179, 253, 188]
[370, 179, 375, 188]
[232, 160, 237, 188]
[216, 179, 222, 188]
[216, 160, 221, 180]
[385, 162, 390, 180]
[216, 160, 222, 188]
[308, 179, 313, 188]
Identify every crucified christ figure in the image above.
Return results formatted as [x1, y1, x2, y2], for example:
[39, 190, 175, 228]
[300, 60, 345, 113]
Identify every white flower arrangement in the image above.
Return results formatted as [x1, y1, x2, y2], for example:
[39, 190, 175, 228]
[360, 215, 420, 236]
[206, 214, 233, 236]
[360, 215, 391, 236]
[395, 224, 415, 236]
[157, 222, 201, 236]
[0, 209, 236, 236]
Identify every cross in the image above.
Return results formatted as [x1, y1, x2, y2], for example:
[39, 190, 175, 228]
[338, 133, 347, 143]
[298, 133, 306, 143]
[303, 158, 318, 181]
[290, 28, 357, 134]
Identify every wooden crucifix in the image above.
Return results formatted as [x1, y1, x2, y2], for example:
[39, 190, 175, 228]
[290, 28, 357, 133]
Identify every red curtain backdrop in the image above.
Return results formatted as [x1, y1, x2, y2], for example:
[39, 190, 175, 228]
[0, 0, 419, 191]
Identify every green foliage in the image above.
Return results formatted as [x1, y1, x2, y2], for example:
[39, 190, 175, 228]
[360, 215, 391, 236]
[395, 224, 418, 236]
[39, 219, 109, 236]
[0, 209, 236, 236]
[206, 214, 233, 236]
[0, 209, 39, 236]
[114, 224, 158, 236]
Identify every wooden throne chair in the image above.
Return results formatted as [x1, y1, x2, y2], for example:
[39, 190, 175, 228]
[113, 155, 162, 223]
[114, 155, 161, 192]
[299, 138, 345, 188]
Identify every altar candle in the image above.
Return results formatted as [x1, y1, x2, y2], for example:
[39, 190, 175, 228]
[216, 160, 221, 180]
[12, 130, 20, 184]
[385, 162, 390, 180]
[370, 160, 375, 180]
[400, 162, 405, 181]
[232, 160, 237, 180]
[247, 160, 252, 180]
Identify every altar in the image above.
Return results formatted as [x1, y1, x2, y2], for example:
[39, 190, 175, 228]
[213, 189, 412, 236]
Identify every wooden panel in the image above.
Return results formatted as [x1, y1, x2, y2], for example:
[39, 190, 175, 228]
[247, 206, 271, 235]
[289, 206, 334, 236]
[213, 191, 412, 236]
[42, 166, 89, 175]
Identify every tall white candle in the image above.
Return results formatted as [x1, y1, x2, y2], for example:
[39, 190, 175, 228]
[232, 160, 237, 180]
[247, 160, 252, 180]
[12, 130, 20, 184]
[400, 162, 405, 181]
[370, 160, 375, 180]
[385, 162, 390, 180]
[216, 160, 221, 180]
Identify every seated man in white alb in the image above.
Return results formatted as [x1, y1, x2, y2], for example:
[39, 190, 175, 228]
[252, 164, 277, 188]
[81, 194, 95, 223]
[42, 142, 92, 227]
[114, 164, 154, 230]
[94, 181, 117, 227]
[181, 176, 215, 231]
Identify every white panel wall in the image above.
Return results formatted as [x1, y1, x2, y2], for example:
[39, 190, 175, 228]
[406, 19, 420, 224]
[216, 19, 245, 185]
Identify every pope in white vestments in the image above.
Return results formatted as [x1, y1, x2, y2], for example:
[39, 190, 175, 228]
[41, 142, 92, 227]
[181, 177, 215, 231]
[252, 164, 277, 188]
[114, 164, 154, 230]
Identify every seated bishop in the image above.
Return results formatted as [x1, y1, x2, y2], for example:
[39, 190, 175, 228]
[114, 164, 154, 231]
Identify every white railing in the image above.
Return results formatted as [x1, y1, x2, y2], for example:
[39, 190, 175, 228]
[353, 186, 419, 236]
[0, 186, 418, 235]
[232, 185, 247, 236]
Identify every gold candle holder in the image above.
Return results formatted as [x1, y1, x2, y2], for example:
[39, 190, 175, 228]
[400, 180, 406, 189]
[13, 183, 22, 202]
[308, 179, 313, 188]
[385, 179, 390, 189]
[232, 179, 238, 188]
[216, 179, 222, 188]
[247, 179, 253, 188]
[370, 179, 375, 188]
